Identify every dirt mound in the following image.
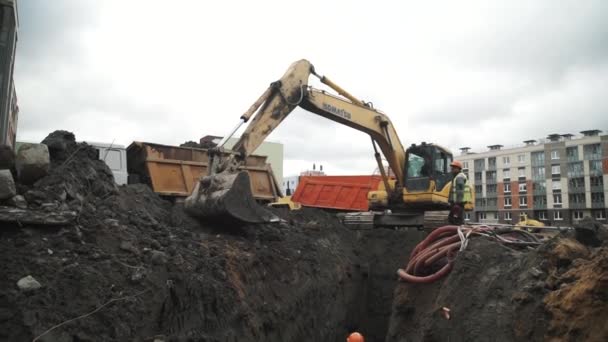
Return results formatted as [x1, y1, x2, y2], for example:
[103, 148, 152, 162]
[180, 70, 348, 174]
[2, 131, 427, 341]
[387, 228, 608, 342]
[543, 243, 608, 341]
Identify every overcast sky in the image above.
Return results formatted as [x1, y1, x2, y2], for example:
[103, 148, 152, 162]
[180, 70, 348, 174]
[15, 0, 608, 177]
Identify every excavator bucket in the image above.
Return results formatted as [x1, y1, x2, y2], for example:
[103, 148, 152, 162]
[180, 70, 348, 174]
[184, 171, 280, 224]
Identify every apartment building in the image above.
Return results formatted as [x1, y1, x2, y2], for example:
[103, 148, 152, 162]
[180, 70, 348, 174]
[458, 130, 608, 225]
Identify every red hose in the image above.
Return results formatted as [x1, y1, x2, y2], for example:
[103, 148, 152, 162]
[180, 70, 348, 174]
[398, 224, 537, 284]
[398, 225, 462, 284]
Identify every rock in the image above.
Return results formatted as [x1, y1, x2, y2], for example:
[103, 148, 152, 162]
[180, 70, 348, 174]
[150, 250, 168, 265]
[0, 145, 15, 170]
[17, 275, 42, 291]
[7, 194, 27, 209]
[0, 170, 16, 200]
[41, 130, 77, 161]
[16, 143, 50, 184]
[119, 241, 139, 255]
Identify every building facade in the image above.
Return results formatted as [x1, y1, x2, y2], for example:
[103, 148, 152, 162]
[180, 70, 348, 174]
[458, 130, 608, 225]
[0, 0, 18, 148]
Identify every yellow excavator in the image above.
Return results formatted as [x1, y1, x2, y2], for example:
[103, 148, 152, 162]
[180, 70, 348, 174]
[185, 59, 473, 226]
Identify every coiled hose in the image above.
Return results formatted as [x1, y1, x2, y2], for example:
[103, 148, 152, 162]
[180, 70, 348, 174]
[397, 225, 541, 283]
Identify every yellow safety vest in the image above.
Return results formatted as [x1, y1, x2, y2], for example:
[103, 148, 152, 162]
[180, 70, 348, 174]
[451, 172, 472, 204]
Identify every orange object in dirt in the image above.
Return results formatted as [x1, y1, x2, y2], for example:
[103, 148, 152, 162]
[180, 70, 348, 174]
[347, 332, 365, 342]
[291, 175, 384, 211]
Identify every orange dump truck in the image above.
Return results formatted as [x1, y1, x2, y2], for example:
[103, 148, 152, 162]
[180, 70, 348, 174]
[291, 175, 384, 211]
[126, 142, 282, 202]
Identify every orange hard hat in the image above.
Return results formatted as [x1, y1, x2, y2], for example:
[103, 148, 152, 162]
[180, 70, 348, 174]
[347, 332, 365, 342]
[450, 160, 463, 169]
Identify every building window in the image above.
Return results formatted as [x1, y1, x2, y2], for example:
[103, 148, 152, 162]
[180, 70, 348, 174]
[590, 176, 603, 187]
[538, 211, 547, 220]
[551, 165, 560, 176]
[532, 166, 545, 179]
[531, 151, 545, 165]
[474, 159, 485, 170]
[573, 211, 584, 220]
[569, 194, 585, 204]
[551, 150, 560, 160]
[504, 183, 511, 193]
[552, 181, 561, 191]
[519, 196, 527, 207]
[554, 194, 562, 205]
[486, 171, 497, 182]
[591, 192, 605, 204]
[504, 197, 512, 207]
[464, 212, 471, 221]
[475, 185, 482, 194]
[475, 172, 483, 182]
[595, 211, 606, 220]
[590, 160, 603, 175]
[478, 212, 487, 220]
[504, 212, 512, 221]
[534, 196, 547, 206]
[569, 177, 585, 189]
[534, 181, 546, 193]
[487, 184, 497, 193]
[518, 154, 525, 163]
[566, 146, 579, 161]
[554, 211, 563, 220]
[503, 156, 510, 165]
[488, 157, 496, 169]
[463, 161, 469, 169]
[584, 143, 602, 160]
[519, 183, 527, 192]
[503, 169, 510, 179]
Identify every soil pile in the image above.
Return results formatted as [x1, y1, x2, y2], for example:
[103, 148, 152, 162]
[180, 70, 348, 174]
[386, 226, 608, 342]
[0, 131, 425, 341]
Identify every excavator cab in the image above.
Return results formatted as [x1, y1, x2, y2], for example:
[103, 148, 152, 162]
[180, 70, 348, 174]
[404, 143, 453, 194]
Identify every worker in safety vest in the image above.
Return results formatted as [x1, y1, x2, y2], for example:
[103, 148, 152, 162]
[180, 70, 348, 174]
[347, 332, 365, 342]
[448, 160, 471, 225]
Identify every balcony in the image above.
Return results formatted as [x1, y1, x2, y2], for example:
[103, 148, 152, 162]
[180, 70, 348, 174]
[584, 153, 602, 160]
[533, 202, 547, 209]
[570, 202, 587, 209]
[569, 186, 585, 193]
[567, 171, 584, 178]
[590, 169, 603, 177]
[567, 155, 579, 162]
[531, 156, 545, 166]
[591, 185, 604, 193]
[486, 177, 497, 185]
[592, 202, 605, 209]
[533, 188, 547, 195]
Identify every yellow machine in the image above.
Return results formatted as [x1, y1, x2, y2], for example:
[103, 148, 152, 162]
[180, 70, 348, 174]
[185, 59, 473, 226]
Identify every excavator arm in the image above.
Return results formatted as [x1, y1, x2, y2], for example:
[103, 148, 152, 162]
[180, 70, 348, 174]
[185, 59, 408, 224]
[231, 59, 406, 186]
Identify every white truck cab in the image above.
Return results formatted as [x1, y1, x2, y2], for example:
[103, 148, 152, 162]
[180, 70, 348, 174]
[87, 142, 128, 185]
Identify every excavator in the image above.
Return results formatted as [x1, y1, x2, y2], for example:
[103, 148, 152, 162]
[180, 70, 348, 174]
[184, 59, 473, 227]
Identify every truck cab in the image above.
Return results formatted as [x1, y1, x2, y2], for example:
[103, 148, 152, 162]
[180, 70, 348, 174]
[87, 142, 128, 185]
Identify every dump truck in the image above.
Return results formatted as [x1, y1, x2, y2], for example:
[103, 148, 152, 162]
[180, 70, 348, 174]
[291, 175, 385, 211]
[126, 141, 282, 203]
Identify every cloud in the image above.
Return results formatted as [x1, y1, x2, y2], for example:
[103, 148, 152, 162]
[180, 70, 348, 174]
[13, 0, 608, 179]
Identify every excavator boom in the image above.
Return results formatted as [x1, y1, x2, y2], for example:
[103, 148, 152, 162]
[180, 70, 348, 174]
[185, 60, 417, 224]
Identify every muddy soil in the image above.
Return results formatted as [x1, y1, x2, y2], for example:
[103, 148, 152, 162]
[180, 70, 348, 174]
[386, 228, 608, 342]
[0, 131, 425, 342]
